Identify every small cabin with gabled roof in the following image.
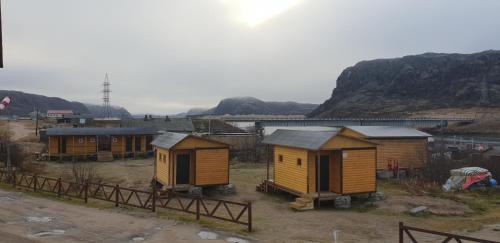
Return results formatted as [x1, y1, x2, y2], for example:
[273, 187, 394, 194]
[339, 126, 431, 171]
[151, 132, 230, 189]
[261, 129, 378, 206]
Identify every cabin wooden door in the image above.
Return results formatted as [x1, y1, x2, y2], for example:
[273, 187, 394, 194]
[98, 136, 111, 151]
[61, 136, 67, 153]
[125, 136, 132, 152]
[135, 136, 142, 152]
[176, 154, 190, 184]
[316, 155, 330, 192]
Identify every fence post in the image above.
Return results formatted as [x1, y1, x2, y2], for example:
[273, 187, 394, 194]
[196, 198, 200, 220]
[57, 177, 62, 197]
[84, 180, 88, 204]
[115, 184, 119, 207]
[247, 201, 252, 232]
[12, 171, 16, 188]
[399, 222, 404, 243]
[152, 186, 156, 212]
[33, 174, 37, 192]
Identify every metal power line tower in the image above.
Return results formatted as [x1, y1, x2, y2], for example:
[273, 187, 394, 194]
[102, 73, 112, 118]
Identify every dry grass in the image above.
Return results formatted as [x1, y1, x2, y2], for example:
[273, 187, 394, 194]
[37, 159, 154, 189]
[17, 160, 500, 242]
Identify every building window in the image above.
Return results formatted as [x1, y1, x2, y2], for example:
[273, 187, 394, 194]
[297, 158, 302, 166]
[278, 155, 283, 162]
[112, 137, 118, 143]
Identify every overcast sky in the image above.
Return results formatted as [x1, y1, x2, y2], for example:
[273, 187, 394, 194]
[2, 0, 500, 114]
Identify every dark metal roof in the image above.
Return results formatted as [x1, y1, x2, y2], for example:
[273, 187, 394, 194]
[121, 118, 195, 132]
[151, 132, 189, 149]
[262, 129, 340, 150]
[46, 127, 158, 136]
[345, 126, 431, 138]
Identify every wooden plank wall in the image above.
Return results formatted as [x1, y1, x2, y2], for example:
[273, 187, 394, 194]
[195, 149, 229, 186]
[111, 135, 125, 154]
[48, 136, 59, 154]
[173, 137, 226, 150]
[321, 135, 375, 149]
[342, 149, 376, 194]
[371, 139, 428, 170]
[156, 147, 170, 186]
[275, 145, 308, 194]
[67, 136, 93, 155]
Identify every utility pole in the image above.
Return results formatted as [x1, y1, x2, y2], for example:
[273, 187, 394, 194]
[6, 141, 11, 181]
[0, 0, 3, 68]
[35, 107, 39, 136]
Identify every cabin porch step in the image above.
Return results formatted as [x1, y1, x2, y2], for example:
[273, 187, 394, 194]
[97, 152, 114, 162]
[296, 197, 313, 204]
[289, 197, 314, 211]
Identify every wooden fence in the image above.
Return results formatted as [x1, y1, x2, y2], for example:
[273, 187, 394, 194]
[0, 170, 252, 231]
[399, 222, 498, 243]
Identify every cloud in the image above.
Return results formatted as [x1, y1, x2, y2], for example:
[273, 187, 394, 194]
[1, 0, 500, 114]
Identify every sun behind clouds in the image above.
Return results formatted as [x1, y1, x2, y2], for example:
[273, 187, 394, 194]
[221, 0, 304, 28]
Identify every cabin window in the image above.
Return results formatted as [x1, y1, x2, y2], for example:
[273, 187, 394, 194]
[78, 138, 84, 144]
[297, 158, 302, 166]
[278, 155, 283, 162]
[112, 137, 118, 143]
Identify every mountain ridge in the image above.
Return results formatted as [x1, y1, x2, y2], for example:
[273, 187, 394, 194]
[309, 50, 500, 117]
[188, 97, 318, 116]
[0, 90, 132, 118]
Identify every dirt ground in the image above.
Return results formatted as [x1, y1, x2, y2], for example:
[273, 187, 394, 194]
[2, 120, 500, 242]
[30, 160, 500, 242]
[0, 188, 248, 243]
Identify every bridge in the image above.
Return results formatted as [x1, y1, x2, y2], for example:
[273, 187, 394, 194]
[220, 117, 475, 128]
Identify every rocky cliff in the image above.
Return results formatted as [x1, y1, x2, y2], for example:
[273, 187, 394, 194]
[309, 50, 500, 117]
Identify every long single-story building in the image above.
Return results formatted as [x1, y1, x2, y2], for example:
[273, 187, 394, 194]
[339, 126, 431, 171]
[152, 132, 230, 190]
[261, 129, 378, 208]
[46, 127, 158, 161]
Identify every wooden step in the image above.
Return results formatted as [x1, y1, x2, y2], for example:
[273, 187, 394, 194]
[289, 201, 314, 211]
[97, 152, 114, 162]
[296, 197, 313, 204]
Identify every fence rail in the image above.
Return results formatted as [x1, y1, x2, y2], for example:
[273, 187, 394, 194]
[399, 222, 499, 243]
[0, 170, 252, 231]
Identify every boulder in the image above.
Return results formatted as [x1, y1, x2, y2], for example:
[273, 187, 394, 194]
[369, 192, 386, 202]
[334, 196, 351, 209]
[188, 186, 203, 197]
[198, 231, 218, 240]
[409, 206, 428, 215]
[216, 184, 236, 195]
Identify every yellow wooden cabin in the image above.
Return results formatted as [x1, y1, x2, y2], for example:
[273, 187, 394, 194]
[339, 126, 431, 171]
[152, 132, 230, 189]
[46, 127, 157, 161]
[261, 129, 378, 203]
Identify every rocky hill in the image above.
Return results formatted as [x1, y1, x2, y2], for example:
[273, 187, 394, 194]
[203, 97, 318, 116]
[309, 50, 500, 117]
[0, 90, 89, 116]
[0, 90, 132, 118]
[84, 103, 132, 118]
